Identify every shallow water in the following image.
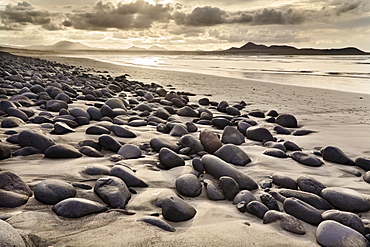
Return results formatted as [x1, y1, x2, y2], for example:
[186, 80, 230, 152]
[63, 53, 370, 94]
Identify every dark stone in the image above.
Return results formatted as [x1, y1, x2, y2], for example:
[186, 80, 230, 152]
[321, 146, 355, 165]
[177, 106, 198, 117]
[98, 134, 122, 152]
[169, 124, 188, 137]
[246, 126, 274, 142]
[283, 197, 322, 225]
[18, 130, 55, 153]
[70, 107, 90, 120]
[78, 146, 104, 157]
[276, 114, 298, 128]
[159, 147, 185, 169]
[179, 134, 204, 153]
[34, 179, 76, 205]
[150, 137, 179, 152]
[356, 157, 370, 171]
[247, 201, 269, 219]
[110, 164, 148, 187]
[12, 146, 41, 156]
[1, 116, 25, 128]
[263, 141, 286, 151]
[322, 209, 366, 234]
[53, 198, 107, 218]
[78, 139, 102, 151]
[221, 126, 245, 145]
[198, 98, 210, 105]
[279, 188, 332, 210]
[292, 130, 315, 136]
[175, 174, 202, 197]
[203, 179, 224, 200]
[0, 143, 11, 159]
[211, 117, 233, 129]
[272, 173, 297, 189]
[0, 171, 32, 208]
[284, 141, 302, 151]
[137, 216, 176, 232]
[290, 151, 324, 167]
[86, 126, 110, 135]
[192, 158, 204, 172]
[45, 144, 82, 158]
[162, 196, 197, 222]
[83, 164, 110, 175]
[216, 101, 228, 112]
[249, 111, 265, 118]
[117, 144, 142, 159]
[233, 190, 256, 205]
[87, 106, 103, 120]
[7, 107, 28, 121]
[94, 176, 131, 208]
[321, 187, 370, 212]
[52, 122, 75, 135]
[225, 106, 240, 116]
[260, 193, 280, 211]
[263, 210, 306, 235]
[199, 129, 222, 154]
[297, 175, 326, 195]
[237, 121, 252, 136]
[263, 149, 288, 158]
[266, 110, 279, 117]
[219, 176, 239, 200]
[214, 144, 251, 166]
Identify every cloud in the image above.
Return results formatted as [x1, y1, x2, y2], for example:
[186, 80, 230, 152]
[0, 1, 62, 30]
[64, 0, 172, 30]
[173, 6, 228, 26]
[334, 1, 362, 15]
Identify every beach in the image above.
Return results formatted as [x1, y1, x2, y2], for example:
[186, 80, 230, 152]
[1, 50, 370, 247]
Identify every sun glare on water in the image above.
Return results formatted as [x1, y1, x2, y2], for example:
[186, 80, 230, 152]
[130, 57, 160, 67]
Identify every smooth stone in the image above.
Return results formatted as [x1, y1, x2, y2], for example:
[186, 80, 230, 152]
[274, 125, 291, 135]
[7, 107, 28, 121]
[175, 174, 202, 197]
[316, 220, 370, 247]
[199, 129, 222, 154]
[246, 201, 269, 219]
[162, 196, 197, 222]
[219, 176, 239, 200]
[133, 103, 152, 112]
[110, 164, 148, 187]
[117, 144, 142, 159]
[87, 106, 103, 120]
[260, 193, 280, 211]
[284, 141, 302, 151]
[45, 144, 82, 158]
[185, 122, 197, 132]
[137, 217, 176, 232]
[290, 151, 324, 167]
[202, 155, 258, 190]
[46, 100, 68, 112]
[159, 147, 185, 169]
[70, 107, 90, 120]
[18, 130, 55, 153]
[98, 134, 122, 152]
[0, 171, 32, 207]
[263, 210, 306, 235]
[356, 157, 370, 171]
[283, 198, 322, 225]
[263, 148, 288, 158]
[237, 121, 252, 136]
[321, 146, 355, 165]
[278, 188, 332, 210]
[179, 134, 204, 153]
[110, 125, 136, 138]
[221, 126, 245, 145]
[216, 101, 228, 112]
[12, 146, 41, 156]
[78, 139, 102, 151]
[297, 175, 326, 195]
[52, 198, 107, 218]
[266, 110, 279, 117]
[364, 171, 370, 183]
[156, 108, 171, 120]
[225, 106, 240, 115]
[78, 146, 104, 157]
[322, 209, 366, 234]
[211, 117, 233, 129]
[233, 190, 256, 205]
[128, 119, 147, 127]
[100, 104, 114, 118]
[1, 116, 25, 128]
[52, 122, 75, 135]
[0, 143, 11, 159]
[321, 187, 370, 212]
[86, 126, 110, 135]
[214, 144, 251, 166]
[246, 126, 274, 142]
[276, 114, 298, 128]
[198, 98, 210, 105]
[169, 124, 188, 137]
[292, 129, 314, 136]
[94, 176, 131, 208]
[203, 179, 225, 200]
[83, 164, 111, 175]
[150, 137, 179, 152]
[263, 141, 286, 151]
[34, 179, 76, 205]
[177, 106, 198, 117]
[6, 134, 18, 144]
[105, 98, 127, 109]
[0, 220, 26, 247]
[249, 111, 265, 118]
[272, 173, 298, 189]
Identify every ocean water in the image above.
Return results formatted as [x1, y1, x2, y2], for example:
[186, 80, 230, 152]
[65, 54, 370, 94]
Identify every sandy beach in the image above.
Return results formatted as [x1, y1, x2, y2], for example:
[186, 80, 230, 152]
[1, 50, 370, 247]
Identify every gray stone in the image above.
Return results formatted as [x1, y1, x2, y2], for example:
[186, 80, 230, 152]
[100, 104, 114, 118]
[53, 198, 107, 218]
[94, 176, 131, 208]
[221, 126, 245, 145]
[246, 126, 274, 142]
[211, 117, 232, 129]
[322, 209, 366, 234]
[7, 107, 28, 121]
[0, 171, 32, 208]
[175, 174, 202, 197]
[284, 140, 302, 151]
[13, 146, 41, 156]
[233, 190, 256, 205]
[162, 196, 197, 222]
[83, 164, 111, 175]
[199, 129, 222, 154]
[203, 179, 224, 200]
[169, 124, 188, 137]
[260, 193, 280, 211]
[356, 157, 370, 171]
[247, 201, 269, 219]
[98, 134, 122, 152]
[117, 144, 142, 159]
[321, 146, 355, 165]
[263, 210, 306, 235]
[45, 144, 82, 158]
[272, 173, 297, 189]
[290, 151, 323, 167]
[156, 108, 171, 120]
[276, 114, 298, 128]
[225, 106, 240, 115]
[0, 143, 11, 159]
[177, 106, 198, 117]
[78, 146, 104, 157]
[70, 107, 90, 120]
[18, 130, 55, 153]
[110, 164, 148, 187]
[283, 198, 322, 225]
[1, 116, 25, 128]
[53, 121, 75, 135]
[179, 134, 204, 153]
[263, 148, 288, 158]
[214, 144, 251, 166]
[274, 126, 291, 135]
[105, 98, 127, 109]
[34, 179, 76, 205]
[321, 187, 370, 212]
[237, 121, 252, 136]
[202, 155, 258, 190]
[159, 147, 185, 169]
[150, 137, 179, 152]
[87, 106, 103, 120]
[219, 176, 239, 200]
[217, 101, 228, 112]
[297, 175, 326, 195]
[137, 216, 176, 232]
[0, 220, 26, 247]
[278, 188, 332, 210]
[316, 220, 370, 247]
[110, 125, 137, 138]
[86, 126, 110, 135]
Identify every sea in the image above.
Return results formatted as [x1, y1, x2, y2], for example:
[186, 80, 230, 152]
[65, 54, 370, 95]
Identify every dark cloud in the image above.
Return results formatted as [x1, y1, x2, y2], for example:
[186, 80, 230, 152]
[173, 6, 228, 26]
[335, 1, 362, 15]
[0, 1, 61, 30]
[64, 0, 172, 30]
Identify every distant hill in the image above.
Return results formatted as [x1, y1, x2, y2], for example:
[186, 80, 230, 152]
[224, 42, 367, 55]
[148, 45, 167, 51]
[28, 41, 94, 51]
[126, 46, 147, 51]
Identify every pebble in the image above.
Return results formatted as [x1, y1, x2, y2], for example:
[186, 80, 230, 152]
[283, 197, 322, 225]
[44, 144, 82, 158]
[246, 201, 269, 219]
[219, 176, 240, 200]
[321, 187, 370, 212]
[52, 121, 75, 135]
[263, 210, 306, 235]
[322, 209, 366, 234]
[150, 137, 179, 152]
[263, 148, 288, 158]
[18, 129, 55, 153]
[356, 157, 370, 171]
[175, 174, 202, 197]
[276, 114, 298, 128]
[34, 179, 76, 205]
[12, 146, 41, 156]
[321, 146, 355, 165]
[260, 193, 280, 210]
[246, 126, 274, 142]
[1, 116, 25, 128]
[274, 126, 291, 135]
[98, 134, 122, 152]
[179, 134, 204, 153]
[161, 196, 197, 222]
[203, 179, 225, 200]
[117, 144, 142, 159]
[221, 126, 245, 145]
[78, 146, 104, 157]
[94, 176, 131, 208]
[169, 124, 188, 137]
[86, 126, 110, 135]
[211, 117, 233, 129]
[213, 144, 251, 166]
[296, 175, 326, 195]
[233, 190, 256, 205]
[0, 142, 11, 159]
[290, 151, 324, 167]
[159, 147, 185, 169]
[0, 171, 32, 207]
[263, 141, 287, 151]
[110, 164, 148, 187]
[272, 173, 298, 189]
[199, 129, 222, 154]
[53, 198, 107, 218]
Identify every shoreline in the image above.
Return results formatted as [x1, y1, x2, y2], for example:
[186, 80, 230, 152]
[1, 51, 370, 246]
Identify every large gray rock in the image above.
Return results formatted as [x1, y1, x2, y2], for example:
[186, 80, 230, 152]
[53, 198, 107, 218]
[70, 107, 90, 120]
[263, 210, 306, 235]
[117, 144, 142, 159]
[7, 107, 28, 121]
[105, 98, 127, 110]
[159, 147, 185, 169]
[110, 125, 136, 138]
[162, 196, 197, 222]
[179, 134, 204, 153]
[290, 151, 323, 167]
[0, 220, 26, 247]
[246, 201, 269, 219]
[0, 171, 32, 208]
[276, 114, 298, 128]
[98, 134, 122, 152]
[219, 176, 239, 200]
[221, 126, 245, 145]
[45, 144, 82, 158]
[278, 188, 332, 210]
[321, 146, 355, 165]
[356, 157, 370, 171]
[322, 209, 366, 234]
[34, 179, 76, 205]
[110, 164, 148, 187]
[94, 176, 131, 208]
[283, 198, 322, 225]
[214, 144, 251, 166]
[321, 187, 370, 212]
[272, 173, 297, 189]
[175, 174, 202, 197]
[18, 130, 55, 153]
[297, 175, 326, 195]
[199, 129, 222, 154]
[52, 121, 75, 135]
[202, 155, 258, 190]
[246, 126, 274, 142]
[1, 116, 25, 128]
[316, 220, 370, 247]
[150, 137, 179, 152]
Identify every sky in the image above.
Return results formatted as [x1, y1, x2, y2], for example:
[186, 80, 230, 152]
[0, 0, 369, 51]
